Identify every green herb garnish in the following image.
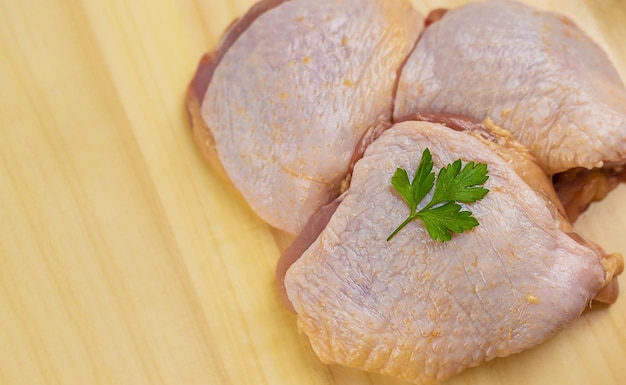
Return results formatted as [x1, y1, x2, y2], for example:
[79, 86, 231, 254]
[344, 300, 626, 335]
[387, 148, 489, 242]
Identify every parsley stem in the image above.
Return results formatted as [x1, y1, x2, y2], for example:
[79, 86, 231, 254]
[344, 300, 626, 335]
[387, 214, 417, 241]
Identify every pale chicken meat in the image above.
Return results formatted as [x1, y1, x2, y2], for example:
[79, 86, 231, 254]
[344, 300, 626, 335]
[283, 120, 621, 385]
[393, 0, 626, 220]
[187, 1, 625, 382]
[186, 0, 423, 234]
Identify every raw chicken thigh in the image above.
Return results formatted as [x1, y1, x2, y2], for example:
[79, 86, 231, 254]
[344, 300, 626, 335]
[393, 0, 626, 219]
[188, 1, 625, 383]
[283, 120, 622, 385]
[187, 0, 423, 234]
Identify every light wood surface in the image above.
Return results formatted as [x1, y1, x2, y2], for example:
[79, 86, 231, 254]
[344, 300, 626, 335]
[1, 0, 626, 384]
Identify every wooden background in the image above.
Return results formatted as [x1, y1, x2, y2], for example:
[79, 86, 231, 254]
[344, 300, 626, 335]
[2, 0, 626, 384]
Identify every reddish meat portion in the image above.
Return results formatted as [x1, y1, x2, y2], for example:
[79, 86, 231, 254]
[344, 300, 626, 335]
[424, 8, 447, 27]
[553, 166, 626, 221]
[276, 198, 341, 312]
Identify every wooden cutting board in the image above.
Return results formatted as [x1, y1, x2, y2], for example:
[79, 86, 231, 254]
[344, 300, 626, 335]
[1, 0, 625, 384]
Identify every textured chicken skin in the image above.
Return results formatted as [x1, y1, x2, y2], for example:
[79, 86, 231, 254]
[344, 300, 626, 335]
[193, 0, 423, 234]
[394, 0, 626, 176]
[284, 121, 610, 385]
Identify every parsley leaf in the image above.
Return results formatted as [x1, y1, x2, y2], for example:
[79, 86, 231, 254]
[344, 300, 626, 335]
[390, 148, 434, 213]
[430, 159, 489, 206]
[387, 148, 489, 242]
[416, 202, 479, 242]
